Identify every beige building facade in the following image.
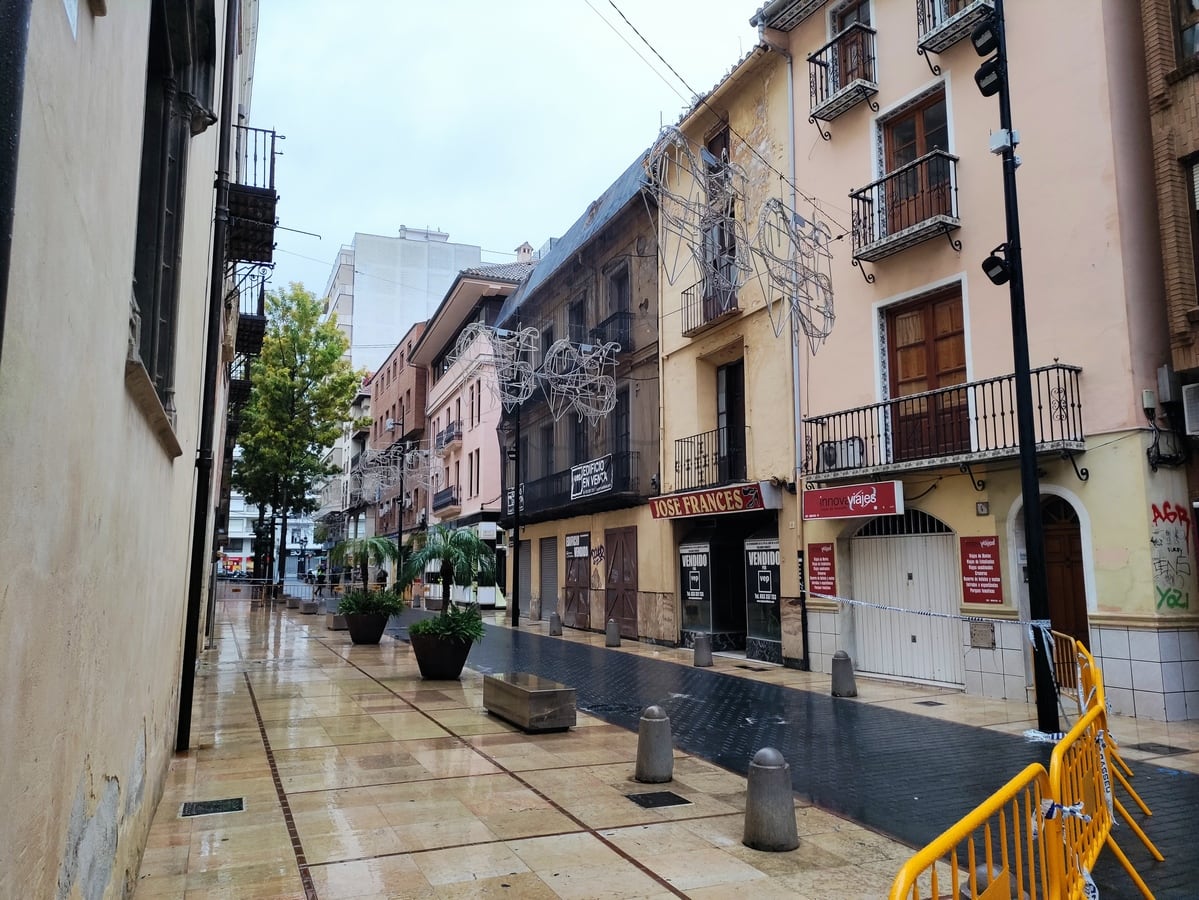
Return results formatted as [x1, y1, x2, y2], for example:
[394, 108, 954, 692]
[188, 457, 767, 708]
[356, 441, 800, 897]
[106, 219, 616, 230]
[750, 0, 1195, 719]
[0, 0, 262, 894]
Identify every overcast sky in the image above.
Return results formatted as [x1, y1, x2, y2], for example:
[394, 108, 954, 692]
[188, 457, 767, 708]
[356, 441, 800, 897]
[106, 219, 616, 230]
[251, 0, 760, 294]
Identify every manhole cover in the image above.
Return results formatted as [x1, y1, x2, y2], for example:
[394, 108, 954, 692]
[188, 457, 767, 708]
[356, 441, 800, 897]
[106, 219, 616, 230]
[736, 664, 770, 672]
[180, 798, 245, 817]
[915, 700, 946, 707]
[626, 791, 691, 809]
[1131, 742, 1188, 756]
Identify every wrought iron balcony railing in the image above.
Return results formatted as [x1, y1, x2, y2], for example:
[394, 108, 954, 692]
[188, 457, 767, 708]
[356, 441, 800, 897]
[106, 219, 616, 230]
[503, 451, 641, 522]
[850, 149, 960, 262]
[228, 125, 279, 264]
[808, 23, 879, 123]
[432, 486, 461, 512]
[681, 277, 739, 337]
[435, 421, 463, 450]
[917, 0, 995, 55]
[233, 264, 268, 356]
[803, 364, 1084, 478]
[591, 310, 634, 352]
[674, 426, 748, 492]
[228, 352, 252, 407]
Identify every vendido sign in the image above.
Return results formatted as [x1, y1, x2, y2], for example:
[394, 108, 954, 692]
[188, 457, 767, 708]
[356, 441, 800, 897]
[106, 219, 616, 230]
[802, 480, 904, 519]
[565, 531, 590, 559]
[570, 454, 613, 500]
[649, 482, 780, 519]
[744, 538, 780, 605]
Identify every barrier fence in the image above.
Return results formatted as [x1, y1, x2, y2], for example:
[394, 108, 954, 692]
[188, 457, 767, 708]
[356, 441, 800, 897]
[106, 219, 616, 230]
[890, 633, 1161, 900]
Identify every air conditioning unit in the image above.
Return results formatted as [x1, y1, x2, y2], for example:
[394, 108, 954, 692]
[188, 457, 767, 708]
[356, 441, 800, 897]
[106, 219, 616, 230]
[1183, 383, 1199, 436]
[496, 530, 509, 550]
[385, 418, 396, 431]
[816, 437, 866, 473]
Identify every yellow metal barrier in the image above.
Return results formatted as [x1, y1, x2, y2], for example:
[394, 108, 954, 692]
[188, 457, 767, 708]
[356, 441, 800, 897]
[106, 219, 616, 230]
[1049, 704, 1155, 899]
[888, 763, 1058, 900]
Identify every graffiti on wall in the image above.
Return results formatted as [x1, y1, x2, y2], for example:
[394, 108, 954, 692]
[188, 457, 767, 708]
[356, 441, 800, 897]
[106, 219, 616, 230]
[1150, 501, 1193, 611]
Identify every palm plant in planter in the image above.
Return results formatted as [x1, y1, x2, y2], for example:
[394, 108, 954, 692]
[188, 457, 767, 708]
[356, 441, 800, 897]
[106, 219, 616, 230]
[404, 525, 495, 679]
[331, 536, 405, 644]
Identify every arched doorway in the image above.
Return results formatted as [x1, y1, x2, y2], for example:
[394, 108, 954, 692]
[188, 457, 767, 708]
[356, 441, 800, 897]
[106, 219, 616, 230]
[849, 508, 963, 685]
[1042, 495, 1089, 648]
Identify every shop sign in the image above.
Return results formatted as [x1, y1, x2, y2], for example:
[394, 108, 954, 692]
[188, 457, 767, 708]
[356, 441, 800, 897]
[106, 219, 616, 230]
[650, 482, 780, 519]
[807, 542, 836, 597]
[802, 480, 904, 520]
[679, 541, 711, 606]
[571, 454, 613, 500]
[505, 483, 525, 516]
[960, 535, 1003, 604]
[565, 531, 590, 559]
[744, 538, 780, 605]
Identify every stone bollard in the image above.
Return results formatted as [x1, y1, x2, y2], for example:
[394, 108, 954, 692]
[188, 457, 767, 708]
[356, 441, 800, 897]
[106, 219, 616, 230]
[743, 748, 799, 852]
[605, 618, 621, 647]
[831, 650, 858, 698]
[635, 706, 674, 783]
[693, 633, 713, 667]
[548, 611, 563, 636]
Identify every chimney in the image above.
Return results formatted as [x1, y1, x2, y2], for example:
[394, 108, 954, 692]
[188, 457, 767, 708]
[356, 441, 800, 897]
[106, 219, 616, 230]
[514, 241, 534, 263]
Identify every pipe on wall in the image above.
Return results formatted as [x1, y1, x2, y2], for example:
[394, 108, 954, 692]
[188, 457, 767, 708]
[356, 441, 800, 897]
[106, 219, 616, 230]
[0, 0, 34, 374]
[177, 0, 238, 753]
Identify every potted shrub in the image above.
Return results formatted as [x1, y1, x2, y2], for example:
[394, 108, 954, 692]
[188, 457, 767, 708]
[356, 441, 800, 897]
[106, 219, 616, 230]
[338, 587, 404, 645]
[404, 525, 495, 680]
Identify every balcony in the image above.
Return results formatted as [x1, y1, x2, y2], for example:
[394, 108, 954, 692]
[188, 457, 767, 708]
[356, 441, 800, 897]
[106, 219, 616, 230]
[228, 125, 279, 264]
[802, 364, 1085, 480]
[502, 451, 641, 524]
[681, 277, 739, 337]
[674, 427, 748, 492]
[591, 310, 635, 353]
[808, 23, 878, 123]
[435, 421, 463, 450]
[917, 0, 995, 55]
[432, 486, 461, 514]
[849, 150, 960, 262]
[228, 353, 252, 407]
[234, 266, 267, 356]
[751, 0, 829, 31]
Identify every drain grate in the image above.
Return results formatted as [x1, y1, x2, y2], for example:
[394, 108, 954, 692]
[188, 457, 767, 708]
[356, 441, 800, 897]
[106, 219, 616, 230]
[1131, 742, 1188, 756]
[626, 791, 692, 809]
[915, 700, 946, 707]
[736, 664, 770, 672]
[180, 798, 245, 818]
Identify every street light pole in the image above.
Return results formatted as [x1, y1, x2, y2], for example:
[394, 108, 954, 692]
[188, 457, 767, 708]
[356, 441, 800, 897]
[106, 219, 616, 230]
[979, 0, 1059, 734]
[510, 398, 522, 628]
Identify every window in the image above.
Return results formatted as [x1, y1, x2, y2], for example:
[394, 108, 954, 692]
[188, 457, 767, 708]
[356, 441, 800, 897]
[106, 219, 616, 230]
[468, 453, 474, 498]
[886, 288, 968, 461]
[542, 325, 554, 364]
[883, 90, 951, 233]
[541, 424, 555, 477]
[607, 268, 630, 314]
[703, 126, 737, 312]
[454, 461, 460, 494]
[1189, 158, 1199, 298]
[572, 414, 588, 465]
[475, 379, 482, 421]
[568, 296, 587, 342]
[455, 397, 461, 429]
[716, 361, 746, 482]
[833, 0, 872, 89]
[611, 388, 631, 457]
[474, 449, 481, 495]
[1180, 0, 1199, 60]
[468, 384, 475, 427]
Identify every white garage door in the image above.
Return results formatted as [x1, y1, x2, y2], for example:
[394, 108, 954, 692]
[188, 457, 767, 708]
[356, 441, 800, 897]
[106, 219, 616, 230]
[850, 510, 963, 686]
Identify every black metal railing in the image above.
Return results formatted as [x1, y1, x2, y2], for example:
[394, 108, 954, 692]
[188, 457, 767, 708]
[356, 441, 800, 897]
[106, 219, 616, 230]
[435, 421, 462, 450]
[849, 149, 959, 261]
[432, 487, 460, 511]
[681, 277, 738, 336]
[591, 310, 634, 352]
[233, 125, 277, 191]
[228, 353, 252, 406]
[228, 125, 279, 264]
[674, 426, 748, 491]
[803, 364, 1084, 476]
[808, 23, 878, 119]
[506, 451, 640, 519]
[917, 0, 994, 54]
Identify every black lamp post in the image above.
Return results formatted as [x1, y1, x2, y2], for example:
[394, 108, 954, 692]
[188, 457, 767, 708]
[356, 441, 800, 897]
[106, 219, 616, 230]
[298, 533, 308, 575]
[972, 0, 1059, 734]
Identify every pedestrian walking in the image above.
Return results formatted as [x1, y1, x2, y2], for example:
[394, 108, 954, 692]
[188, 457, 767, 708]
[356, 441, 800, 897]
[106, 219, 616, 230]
[315, 564, 326, 597]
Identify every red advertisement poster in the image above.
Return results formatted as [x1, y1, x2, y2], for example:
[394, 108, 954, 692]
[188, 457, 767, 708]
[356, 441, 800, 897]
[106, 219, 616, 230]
[960, 536, 1003, 604]
[807, 542, 836, 598]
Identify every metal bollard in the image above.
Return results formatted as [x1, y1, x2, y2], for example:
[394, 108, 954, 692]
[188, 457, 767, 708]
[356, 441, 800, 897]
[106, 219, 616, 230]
[548, 611, 563, 636]
[742, 748, 799, 852]
[693, 633, 713, 667]
[605, 618, 621, 647]
[634, 705, 673, 783]
[831, 650, 858, 698]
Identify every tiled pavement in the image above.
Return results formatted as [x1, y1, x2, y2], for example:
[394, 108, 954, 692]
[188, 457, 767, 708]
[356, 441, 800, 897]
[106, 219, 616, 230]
[134, 600, 1199, 898]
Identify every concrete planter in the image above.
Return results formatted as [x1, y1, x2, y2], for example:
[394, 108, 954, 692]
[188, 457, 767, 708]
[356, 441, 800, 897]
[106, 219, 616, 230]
[300, 600, 319, 614]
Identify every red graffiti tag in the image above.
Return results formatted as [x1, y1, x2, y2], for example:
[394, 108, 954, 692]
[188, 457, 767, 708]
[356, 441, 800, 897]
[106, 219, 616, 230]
[1152, 501, 1193, 549]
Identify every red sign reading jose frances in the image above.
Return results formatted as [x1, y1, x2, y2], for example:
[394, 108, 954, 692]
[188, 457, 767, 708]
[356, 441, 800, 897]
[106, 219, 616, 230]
[801, 480, 904, 519]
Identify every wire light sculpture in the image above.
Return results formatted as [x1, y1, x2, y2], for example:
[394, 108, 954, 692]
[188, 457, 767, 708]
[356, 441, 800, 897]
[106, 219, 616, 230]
[539, 338, 620, 423]
[450, 323, 540, 411]
[752, 197, 836, 353]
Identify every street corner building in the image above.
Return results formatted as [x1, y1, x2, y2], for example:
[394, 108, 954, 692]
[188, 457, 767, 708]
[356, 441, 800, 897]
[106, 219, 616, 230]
[0, 1, 273, 895]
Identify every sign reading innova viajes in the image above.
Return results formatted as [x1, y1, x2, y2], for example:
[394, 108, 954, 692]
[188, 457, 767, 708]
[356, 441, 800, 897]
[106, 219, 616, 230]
[801, 480, 904, 520]
[570, 454, 613, 500]
[649, 482, 781, 519]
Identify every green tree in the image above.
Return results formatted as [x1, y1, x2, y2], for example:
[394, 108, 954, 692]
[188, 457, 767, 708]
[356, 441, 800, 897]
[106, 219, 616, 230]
[330, 535, 403, 594]
[405, 525, 496, 616]
[232, 283, 363, 583]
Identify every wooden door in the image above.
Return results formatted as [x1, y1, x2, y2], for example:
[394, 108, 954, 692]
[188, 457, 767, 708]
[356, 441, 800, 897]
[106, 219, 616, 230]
[563, 537, 590, 630]
[835, 0, 871, 88]
[1043, 496, 1089, 649]
[888, 292, 969, 462]
[884, 93, 950, 234]
[604, 527, 639, 638]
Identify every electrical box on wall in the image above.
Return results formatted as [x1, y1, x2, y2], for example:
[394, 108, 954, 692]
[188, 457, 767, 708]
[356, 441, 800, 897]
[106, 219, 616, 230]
[1158, 363, 1180, 405]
